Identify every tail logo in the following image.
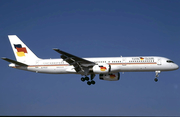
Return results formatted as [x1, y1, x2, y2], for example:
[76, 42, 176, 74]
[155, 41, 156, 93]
[14, 44, 27, 57]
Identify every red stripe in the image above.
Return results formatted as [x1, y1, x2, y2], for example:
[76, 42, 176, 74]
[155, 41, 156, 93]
[16, 47, 27, 53]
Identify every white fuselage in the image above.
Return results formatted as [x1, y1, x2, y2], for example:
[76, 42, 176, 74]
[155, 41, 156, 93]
[10, 56, 179, 74]
[4, 35, 178, 84]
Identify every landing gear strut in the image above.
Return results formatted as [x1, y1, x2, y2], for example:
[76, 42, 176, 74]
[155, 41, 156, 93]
[81, 74, 96, 85]
[154, 71, 161, 82]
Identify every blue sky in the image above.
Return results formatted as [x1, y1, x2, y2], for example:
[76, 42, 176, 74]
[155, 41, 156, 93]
[0, 0, 180, 116]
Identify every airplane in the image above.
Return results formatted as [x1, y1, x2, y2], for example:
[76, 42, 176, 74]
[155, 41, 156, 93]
[2, 35, 179, 85]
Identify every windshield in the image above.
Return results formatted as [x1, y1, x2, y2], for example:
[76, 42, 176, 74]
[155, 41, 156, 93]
[167, 60, 174, 63]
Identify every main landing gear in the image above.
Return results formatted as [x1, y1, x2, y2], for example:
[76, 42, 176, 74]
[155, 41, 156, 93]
[81, 74, 96, 85]
[154, 71, 161, 82]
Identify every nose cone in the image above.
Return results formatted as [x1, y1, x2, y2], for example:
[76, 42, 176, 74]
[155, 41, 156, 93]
[173, 64, 179, 70]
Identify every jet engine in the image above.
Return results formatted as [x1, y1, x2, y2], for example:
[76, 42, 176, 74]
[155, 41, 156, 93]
[99, 72, 120, 81]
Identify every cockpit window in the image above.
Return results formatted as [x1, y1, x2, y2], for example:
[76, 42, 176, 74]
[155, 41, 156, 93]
[167, 60, 174, 63]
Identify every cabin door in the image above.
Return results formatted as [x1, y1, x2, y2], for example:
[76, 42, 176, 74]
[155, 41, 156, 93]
[122, 58, 126, 66]
[157, 59, 161, 65]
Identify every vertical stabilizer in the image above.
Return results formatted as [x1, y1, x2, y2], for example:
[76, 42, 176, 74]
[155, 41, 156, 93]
[8, 35, 41, 64]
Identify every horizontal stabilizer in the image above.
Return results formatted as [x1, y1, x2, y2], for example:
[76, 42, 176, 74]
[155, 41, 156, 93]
[1, 57, 28, 66]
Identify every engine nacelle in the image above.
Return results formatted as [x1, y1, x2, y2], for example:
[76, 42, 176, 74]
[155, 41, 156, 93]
[99, 72, 120, 81]
[92, 64, 111, 74]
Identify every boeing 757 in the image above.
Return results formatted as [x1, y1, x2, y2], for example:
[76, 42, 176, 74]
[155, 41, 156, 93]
[2, 35, 179, 85]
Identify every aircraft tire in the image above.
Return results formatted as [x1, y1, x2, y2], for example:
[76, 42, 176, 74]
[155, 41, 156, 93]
[154, 78, 158, 82]
[87, 81, 91, 85]
[91, 80, 95, 85]
[85, 77, 89, 81]
[81, 77, 85, 82]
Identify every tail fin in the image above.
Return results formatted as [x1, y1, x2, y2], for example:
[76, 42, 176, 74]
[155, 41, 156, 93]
[8, 35, 40, 64]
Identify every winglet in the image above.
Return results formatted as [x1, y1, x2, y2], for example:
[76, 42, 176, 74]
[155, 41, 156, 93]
[2, 57, 28, 66]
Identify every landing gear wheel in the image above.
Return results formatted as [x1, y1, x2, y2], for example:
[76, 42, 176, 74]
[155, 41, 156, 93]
[91, 80, 95, 85]
[85, 77, 89, 81]
[154, 78, 158, 82]
[81, 77, 85, 82]
[87, 81, 91, 85]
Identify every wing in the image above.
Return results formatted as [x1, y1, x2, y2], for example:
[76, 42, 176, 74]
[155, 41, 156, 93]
[53, 49, 95, 73]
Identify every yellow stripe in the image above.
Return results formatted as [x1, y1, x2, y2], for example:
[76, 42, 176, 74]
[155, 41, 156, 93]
[16, 52, 25, 57]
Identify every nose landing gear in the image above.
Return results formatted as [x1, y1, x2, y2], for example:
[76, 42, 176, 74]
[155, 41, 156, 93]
[154, 71, 161, 82]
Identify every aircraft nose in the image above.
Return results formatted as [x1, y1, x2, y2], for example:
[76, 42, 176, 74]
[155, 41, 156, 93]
[174, 64, 179, 70]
